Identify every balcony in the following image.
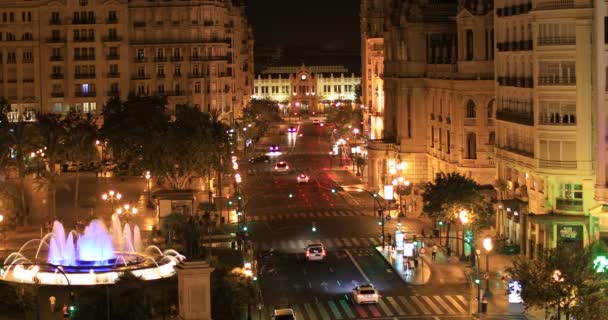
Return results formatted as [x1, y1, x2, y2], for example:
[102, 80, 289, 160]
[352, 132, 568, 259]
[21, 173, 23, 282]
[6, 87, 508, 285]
[74, 73, 96, 79]
[536, 0, 575, 10]
[46, 37, 65, 43]
[106, 54, 120, 60]
[107, 72, 120, 78]
[75, 91, 96, 97]
[189, 73, 204, 79]
[430, 113, 435, 120]
[170, 56, 184, 62]
[190, 56, 204, 61]
[50, 19, 61, 25]
[555, 198, 583, 211]
[134, 57, 148, 63]
[539, 113, 576, 126]
[154, 57, 167, 62]
[539, 159, 577, 169]
[157, 73, 166, 79]
[464, 118, 476, 126]
[497, 3, 532, 16]
[103, 36, 122, 42]
[106, 18, 118, 24]
[166, 90, 185, 96]
[50, 73, 64, 79]
[173, 73, 182, 78]
[538, 76, 576, 86]
[496, 110, 534, 126]
[367, 137, 397, 152]
[497, 40, 533, 52]
[73, 55, 95, 61]
[107, 90, 120, 96]
[51, 92, 64, 97]
[538, 36, 575, 46]
[73, 37, 95, 42]
[132, 74, 151, 80]
[50, 55, 63, 61]
[72, 18, 96, 24]
[133, 21, 146, 28]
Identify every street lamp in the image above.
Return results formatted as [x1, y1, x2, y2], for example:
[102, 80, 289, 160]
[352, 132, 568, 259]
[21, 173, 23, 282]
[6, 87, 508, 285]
[115, 204, 138, 222]
[101, 190, 122, 213]
[483, 236, 493, 297]
[144, 171, 152, 205]
[552, 269, 565, 319]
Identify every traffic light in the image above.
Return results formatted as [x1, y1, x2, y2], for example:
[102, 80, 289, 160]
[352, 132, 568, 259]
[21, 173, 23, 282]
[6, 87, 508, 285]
[378, 220, 383, 226]
[238, 195, 242, 200]
[242, 225, 248, 232]
[373, 193, 377, 198]
[474, 278, 481, 285]
[228, 200, 233, 206]
[312, 222, 317, 232]
[331, 187, 337, 193]
[289, 193, 293, 198]
[438, 221, 444, 227]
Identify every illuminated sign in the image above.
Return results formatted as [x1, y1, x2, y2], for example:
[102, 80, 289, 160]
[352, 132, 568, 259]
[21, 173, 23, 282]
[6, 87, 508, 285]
[593, 256, 608, 273]
[384, 185, 394, 200]
[508, 280, 523, 304]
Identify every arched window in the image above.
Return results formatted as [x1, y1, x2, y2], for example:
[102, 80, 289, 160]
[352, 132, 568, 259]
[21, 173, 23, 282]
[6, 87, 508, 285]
[466, 100, 476, 118]
[487, 100, 494, 119]
[466, 132, 477, 159]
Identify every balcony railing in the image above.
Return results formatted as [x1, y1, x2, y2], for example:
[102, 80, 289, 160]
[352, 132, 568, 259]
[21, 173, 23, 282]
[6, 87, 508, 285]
[74, 55, 95, 61]
[170, 56, 184, 62]
[464, 118, 477, 126]
[496, 3, 532, 16]
[555, 198, 582, 211]
[497, 40, 533, 52]
[106, 18, 118, 24]
[166, 90, 185, 96]
[75, 91, 96, 97]
[539, 159, 577, 169]
[132, 74, 151, 80]
[72, 18, 96, 24]
[496, 110, 534, 126]
[536, 0, 575, 10]
[73, 37, 95, 42]
[107, 90, 120, 96]
[106, 54, 120, 60]
[497, 76, 533, 88]
[134, 57, 148, 63]
[107, 72, 120, 78]
[103, 36, 121, 42]
[538, 36, 576, 46]
[538, 76, 576, 86]
[189, 73, 204, 79]
[51, 92, 64, 97]
[74, 73, 96, 79]
[154, 57, 167, 62]
[50, 19, 61, 25]
[190, 56, 204, 61]
[50, 55, 63, 61]
[50, 73, 64, 79]
[539, 113, 576, 125]
[46, 37, 65, 43]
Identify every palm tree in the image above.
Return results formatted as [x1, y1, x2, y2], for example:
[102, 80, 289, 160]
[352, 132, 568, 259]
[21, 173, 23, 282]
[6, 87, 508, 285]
[33, 169, 68, 222]
[111, 272, 151, 320]
[35, 113, 66, 222]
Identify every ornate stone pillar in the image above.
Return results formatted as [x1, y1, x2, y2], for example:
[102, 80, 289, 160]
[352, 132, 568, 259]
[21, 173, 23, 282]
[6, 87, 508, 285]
[176, 260, 215, 320]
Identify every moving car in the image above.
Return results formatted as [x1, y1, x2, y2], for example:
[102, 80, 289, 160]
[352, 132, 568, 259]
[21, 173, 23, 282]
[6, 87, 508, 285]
[287, 127, 297, 134]
[272, 308, 296, 320]
[248, 155, 271, 163]
[319, 122, 324, 127]
[274, 161, 289, 173]
[312, 119, 319, 124]
[305, 243, 326, 261]
[296, 174, 309, 184]
[269, 144, 280, 152]
[352, 284, 379, 304]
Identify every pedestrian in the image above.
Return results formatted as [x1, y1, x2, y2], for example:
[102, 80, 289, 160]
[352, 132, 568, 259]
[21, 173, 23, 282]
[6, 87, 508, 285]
[62, 304, 69, 318]
[431, 244, 438, 262]
[387, 234, 392, 248]
[446, 244, 452, 258]
[49, 295, 56, 313]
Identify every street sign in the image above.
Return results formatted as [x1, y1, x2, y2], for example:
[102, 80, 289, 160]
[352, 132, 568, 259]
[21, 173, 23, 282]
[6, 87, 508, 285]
[484, 272, 490, 280]
[385, 215, 391, 221]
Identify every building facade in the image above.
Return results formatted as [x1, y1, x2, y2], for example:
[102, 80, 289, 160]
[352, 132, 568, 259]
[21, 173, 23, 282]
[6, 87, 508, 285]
[0, 0, 253, 124]
[363, 0, 497, 199]
[364, 0, 608, 255]
[252, 65, 360, 113]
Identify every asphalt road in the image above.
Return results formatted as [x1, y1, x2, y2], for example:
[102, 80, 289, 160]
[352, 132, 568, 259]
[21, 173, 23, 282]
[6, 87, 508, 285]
[241, 120, 472, 320]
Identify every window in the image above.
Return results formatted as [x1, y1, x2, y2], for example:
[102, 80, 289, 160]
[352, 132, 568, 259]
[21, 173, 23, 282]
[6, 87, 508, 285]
[109, 64, 118, 73]
[137, 49, 144, 59]
[110, 83, 119, 93]
[10, 12, 14, 22]
[82, 102, 96, 113]
[156, 48, 163, 58]
[7, 51, 16, 63]
[137, 67, 145, 77]
[108, 10, 117, 21]
[88, 29, 94, 40]
[52, 48, 61, 58]
[173, 48, 180, 58]
[109, 46, 118, 57]
[2, 13, 6, 22]
[174, 65, 181, 76]
[79, 0, 88, 6]
[489, 132, 495, 145]
[466, 29, 474, 60]
[192, 48, 199, 57]
[194, 82, 201, 93]
[108, 28, 117, 39]
[466, 133, 477, 159]
[487, 100, 494, 119]
[431, 126, 435, 148]
[22, 33, 32, 41]
[192, 64, 200, 75]
[23, 51, 32, 62]
[157, 84, 165, 94]
[51, 12, 59, 22]
[157, 65, 164, 76]
[137, 85, 145, 95]
[6, 33, 14, 41]
[559, 184, 583, 200]
[52, 66, 61, 75]
[446, 130, 451, 154]
[466, 100, 476, 118]
[82, 83, 89, 93]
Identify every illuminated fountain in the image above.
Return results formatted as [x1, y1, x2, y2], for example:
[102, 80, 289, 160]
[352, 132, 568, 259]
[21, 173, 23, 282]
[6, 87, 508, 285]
[1, 214, 184, 286]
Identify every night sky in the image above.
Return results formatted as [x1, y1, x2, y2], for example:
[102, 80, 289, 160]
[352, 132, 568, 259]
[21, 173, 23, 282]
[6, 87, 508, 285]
[246, 0, 360, 52]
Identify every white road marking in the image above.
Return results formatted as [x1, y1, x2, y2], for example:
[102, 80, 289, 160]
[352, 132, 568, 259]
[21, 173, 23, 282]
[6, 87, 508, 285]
[345, 249, 370, 283]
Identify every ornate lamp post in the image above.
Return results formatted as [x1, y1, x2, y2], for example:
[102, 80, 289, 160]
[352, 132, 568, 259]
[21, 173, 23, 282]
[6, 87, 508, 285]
[483, 236, 493, 296]
[144, 171, 152, 204]
[115, 204, 138, 223]
[101, 190, 122, 213]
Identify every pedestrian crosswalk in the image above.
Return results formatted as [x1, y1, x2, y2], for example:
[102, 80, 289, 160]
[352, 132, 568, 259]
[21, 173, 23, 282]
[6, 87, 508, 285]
[248, 208, 370, 222]
[255, 236, 382, 251]
[246, 167, 319, 175]
[260, 294, 469, 319]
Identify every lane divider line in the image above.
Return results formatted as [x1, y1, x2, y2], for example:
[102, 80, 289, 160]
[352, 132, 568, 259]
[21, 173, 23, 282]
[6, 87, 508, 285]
[345, 249, 371, 283]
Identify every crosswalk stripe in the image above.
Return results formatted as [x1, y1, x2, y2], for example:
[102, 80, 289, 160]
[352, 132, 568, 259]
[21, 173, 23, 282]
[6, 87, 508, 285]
[328, 301, 343, 319]
[336, 210, 346, 216]
[410, 296, 431, 314]
[368, 304, 382, 317]
[354, 304, 368, 318]
[397, 296, 418, 314]
[322, 211, 331, 217]
[350, 238, 361, 246]
[293, 304, 305, 320]
[315, 301, 331, 320]
[333, 238, 343, 246]
[298, 212, 307, 218]
[324, 238, 334, 248]
[386, 296, 405, 314]
[446, 295, 467, 313]
[339, 300, 355, 319]
[304, 302, 318, 320]
[454, 295, 468, 306]
[358, 238, 370, 246]
[289, 241, 298, 250]
[369, 237, 379, 245]
[310, 212, 319, 218]
[344, 210, 355, 216]
[422, 295, 443, 314]
[377, 299, 394, 316]
[434, 295, 457, 314]
[341, 238, 352, 246]
[298, 240, 308, 248]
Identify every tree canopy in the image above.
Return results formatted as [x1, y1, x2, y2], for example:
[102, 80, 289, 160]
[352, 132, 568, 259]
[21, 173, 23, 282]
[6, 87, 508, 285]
[325, 103, 362, 135]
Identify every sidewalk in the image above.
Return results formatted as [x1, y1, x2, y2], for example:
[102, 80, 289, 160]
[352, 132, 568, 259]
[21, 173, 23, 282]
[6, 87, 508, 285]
[376, 245, 431, 285]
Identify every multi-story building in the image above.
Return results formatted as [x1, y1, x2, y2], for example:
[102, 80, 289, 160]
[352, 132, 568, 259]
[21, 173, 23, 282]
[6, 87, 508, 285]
[361, 0, 386, 140]
[364, 0, 497, 201]
[252, 65, 360, 113]
[0, 0, 253, 124]
[494, 0, 600, 257]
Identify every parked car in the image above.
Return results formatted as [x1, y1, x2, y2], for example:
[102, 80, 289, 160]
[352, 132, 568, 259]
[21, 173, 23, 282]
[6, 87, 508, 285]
[248, 155, 271, 163]
[101, 161, 118, 171]
[352, 284, 379, 304]
[272, 309, 296, 320]
[62, 161, 81, 172]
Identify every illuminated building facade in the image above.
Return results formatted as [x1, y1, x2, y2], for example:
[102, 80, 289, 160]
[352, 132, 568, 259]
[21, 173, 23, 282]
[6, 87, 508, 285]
[252, 65, 360, 113]
[0, 0, 253, 124]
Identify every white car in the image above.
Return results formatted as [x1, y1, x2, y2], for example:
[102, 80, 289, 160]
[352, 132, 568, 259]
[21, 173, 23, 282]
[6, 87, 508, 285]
[305, 243, 326, 261]
[272, 308, 296, 320]
[352, 284, 379, 304]
[296, 174, 309, 184]
[274, 161, 289, 174]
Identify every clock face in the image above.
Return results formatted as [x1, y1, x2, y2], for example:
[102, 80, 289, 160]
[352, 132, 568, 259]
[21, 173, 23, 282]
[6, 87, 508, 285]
[300, 74, 307, 81]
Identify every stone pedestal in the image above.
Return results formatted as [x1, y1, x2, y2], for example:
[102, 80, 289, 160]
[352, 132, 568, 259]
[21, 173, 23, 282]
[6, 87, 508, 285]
[175, 260, 215, 320]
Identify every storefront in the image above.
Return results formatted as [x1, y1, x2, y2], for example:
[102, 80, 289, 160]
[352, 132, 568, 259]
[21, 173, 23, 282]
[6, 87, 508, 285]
[526, 214, 590, 259]
[497, 198, 528, 255]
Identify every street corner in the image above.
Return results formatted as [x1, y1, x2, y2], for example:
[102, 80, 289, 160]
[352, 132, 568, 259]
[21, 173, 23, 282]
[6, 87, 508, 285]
[375, 245, 431, 285]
